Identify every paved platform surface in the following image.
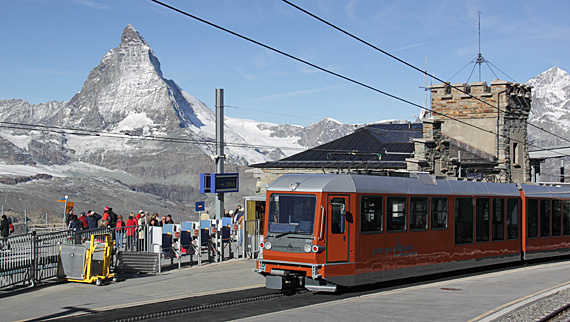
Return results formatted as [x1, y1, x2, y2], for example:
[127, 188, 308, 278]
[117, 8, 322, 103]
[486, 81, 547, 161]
[238, 260, 570, 322]
[3, 258, 570, 321]
[2, 258, 264, 322]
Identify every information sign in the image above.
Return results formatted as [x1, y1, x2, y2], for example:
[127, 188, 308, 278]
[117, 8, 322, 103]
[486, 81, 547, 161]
[195, 201, 205, 212]
[200, 173, 239, 193]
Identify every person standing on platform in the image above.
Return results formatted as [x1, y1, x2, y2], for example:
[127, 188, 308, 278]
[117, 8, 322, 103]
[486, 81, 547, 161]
[1, 215, 10, 250]
[115, 215, 125, 249]
[87, 211, 101, 230]
[137, 212, 147, 251]
[126, 213, 137, 251]
[236, 208, 245, 246]
[78, 212, 88, 230]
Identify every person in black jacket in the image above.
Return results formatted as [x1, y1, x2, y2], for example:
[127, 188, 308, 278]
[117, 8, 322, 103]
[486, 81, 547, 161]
[86, 211, 102, 230]
[1, 215, 10, 250]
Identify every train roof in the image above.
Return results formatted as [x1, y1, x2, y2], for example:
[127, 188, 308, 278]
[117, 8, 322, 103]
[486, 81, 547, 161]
[268, 173, 570, 198]
[520, 184, 570, 199]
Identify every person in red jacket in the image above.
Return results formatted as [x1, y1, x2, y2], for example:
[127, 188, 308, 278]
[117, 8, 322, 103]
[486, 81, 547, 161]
[115, 215, 125, 249]
[125, 213, 137, 251]
[78, 212, 88, 230]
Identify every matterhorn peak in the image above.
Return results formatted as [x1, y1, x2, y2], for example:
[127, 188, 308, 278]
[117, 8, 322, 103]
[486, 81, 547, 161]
[121, 24, 148, 46]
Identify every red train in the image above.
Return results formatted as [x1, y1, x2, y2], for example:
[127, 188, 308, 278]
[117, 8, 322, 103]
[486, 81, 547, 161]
[255, 173, 570, 292]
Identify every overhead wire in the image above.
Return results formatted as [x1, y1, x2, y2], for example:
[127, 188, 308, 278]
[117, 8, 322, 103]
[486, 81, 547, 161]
[280, 0, 570, 154]
[147, 0, 570, 159]
[0, 120, 370, 155]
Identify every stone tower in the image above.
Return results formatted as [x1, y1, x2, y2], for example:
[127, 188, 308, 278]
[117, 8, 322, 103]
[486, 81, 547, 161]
[411, 80, 532, 183]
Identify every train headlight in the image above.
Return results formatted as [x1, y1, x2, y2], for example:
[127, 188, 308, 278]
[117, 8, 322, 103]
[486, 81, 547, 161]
[264, 241, 272, 250]
[304, 244, 312, 253]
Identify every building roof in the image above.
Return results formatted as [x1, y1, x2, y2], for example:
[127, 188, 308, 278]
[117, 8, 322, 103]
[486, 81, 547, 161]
[252, 123, 422, 170]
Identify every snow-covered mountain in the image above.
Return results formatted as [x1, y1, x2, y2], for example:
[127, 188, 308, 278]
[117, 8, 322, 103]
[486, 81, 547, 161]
[527, 66, 570, 181]
[0, 25, 358, 218]
[527, 67, 570, 147]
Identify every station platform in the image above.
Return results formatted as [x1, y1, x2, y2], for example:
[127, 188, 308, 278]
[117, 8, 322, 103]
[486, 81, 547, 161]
[4, 257, 570, 321]
[237, 259, 570, 322]
[2, 258, 264, 322]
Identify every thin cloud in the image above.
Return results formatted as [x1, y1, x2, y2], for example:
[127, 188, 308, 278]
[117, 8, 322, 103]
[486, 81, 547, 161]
[70, 0, 111, 10]
[244, 85, 348, 102]
[392, 43, 425, 53]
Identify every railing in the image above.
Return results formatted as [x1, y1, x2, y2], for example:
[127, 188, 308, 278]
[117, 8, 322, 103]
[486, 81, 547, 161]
[0, 226, 114, 289]
[1, 220, 263, 290]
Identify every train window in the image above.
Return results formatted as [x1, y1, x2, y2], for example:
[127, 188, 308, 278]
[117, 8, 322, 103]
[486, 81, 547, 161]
[387, 196, 406, 232]
[476, 198, 490, 243]
[553, 200, 562, 236]
[410, 197, 428, 231]
[506, 198, 519, 240]
[267, 194, 317, 235]
[492, 198, 505, 241]
[431, 197, 448, 229]
[331, 197, 346, 234]
[361, 196, 383, 234]
[455, 197, 473, 244]
[540, 199, 551, 237]
[527, 199, 538, 238]
[564, 201, 570, 236]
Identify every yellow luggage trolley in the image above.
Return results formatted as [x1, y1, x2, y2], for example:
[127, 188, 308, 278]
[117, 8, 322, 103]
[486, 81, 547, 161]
[57, 233, 117, 286]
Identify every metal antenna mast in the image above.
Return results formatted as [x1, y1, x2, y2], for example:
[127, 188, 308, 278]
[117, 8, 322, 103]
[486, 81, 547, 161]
[475, 11, 487, 82]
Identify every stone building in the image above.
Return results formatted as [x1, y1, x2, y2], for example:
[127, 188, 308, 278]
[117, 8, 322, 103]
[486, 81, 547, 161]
[250, 79, 533, 191]
[406, 80, 532, 183]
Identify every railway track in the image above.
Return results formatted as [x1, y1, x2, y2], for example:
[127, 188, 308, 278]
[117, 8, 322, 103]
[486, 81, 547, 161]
[538, 303, 570, 322]
[57, 260, 570, 322]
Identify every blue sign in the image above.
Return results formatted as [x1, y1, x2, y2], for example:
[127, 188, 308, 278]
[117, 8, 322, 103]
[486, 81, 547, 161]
[195, 201, 205, 212]
[200, 173, 239, 193]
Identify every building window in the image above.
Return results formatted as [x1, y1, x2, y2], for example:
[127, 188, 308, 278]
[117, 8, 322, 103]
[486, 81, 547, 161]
[361, 196, 383, 233]
[387, 196, 406, 232]
[513, 143, 520, 166]
[410, 197, 428, 231]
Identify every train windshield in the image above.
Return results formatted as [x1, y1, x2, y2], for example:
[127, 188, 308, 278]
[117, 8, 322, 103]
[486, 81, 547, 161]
[268, 194, 316, 235]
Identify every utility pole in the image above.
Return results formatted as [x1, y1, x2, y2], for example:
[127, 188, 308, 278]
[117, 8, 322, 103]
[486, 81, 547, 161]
[215, 89, 225, 220]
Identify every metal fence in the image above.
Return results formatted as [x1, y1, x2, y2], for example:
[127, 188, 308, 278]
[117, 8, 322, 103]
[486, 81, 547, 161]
[0, 227, 112, 289]
[1, 220, 262, 290]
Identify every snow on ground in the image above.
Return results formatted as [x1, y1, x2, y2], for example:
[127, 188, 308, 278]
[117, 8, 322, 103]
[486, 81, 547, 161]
[0, 161, 142, 184]
[0, 132, 32, 150]
[224, 117, 304, 156]
[114, 112, 154, 132]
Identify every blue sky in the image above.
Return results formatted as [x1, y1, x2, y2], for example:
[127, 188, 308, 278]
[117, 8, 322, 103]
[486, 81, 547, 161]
[2, 0, 569, 126]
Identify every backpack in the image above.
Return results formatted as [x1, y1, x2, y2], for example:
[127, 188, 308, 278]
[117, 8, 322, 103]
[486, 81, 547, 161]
[9, 222, 14, 234]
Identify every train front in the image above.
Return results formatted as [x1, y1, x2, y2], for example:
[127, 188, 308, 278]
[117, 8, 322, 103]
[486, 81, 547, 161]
[256, 175, 339, 292]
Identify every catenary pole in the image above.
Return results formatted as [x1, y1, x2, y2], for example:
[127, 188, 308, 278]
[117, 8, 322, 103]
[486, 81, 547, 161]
[215, 89, 224, 221]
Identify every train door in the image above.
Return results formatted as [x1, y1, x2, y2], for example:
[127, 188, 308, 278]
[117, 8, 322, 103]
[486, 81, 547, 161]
[327, 195, 350, 262]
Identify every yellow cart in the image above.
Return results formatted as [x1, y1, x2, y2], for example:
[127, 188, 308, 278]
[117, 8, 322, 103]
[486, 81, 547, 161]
[57, 233, 117, 286]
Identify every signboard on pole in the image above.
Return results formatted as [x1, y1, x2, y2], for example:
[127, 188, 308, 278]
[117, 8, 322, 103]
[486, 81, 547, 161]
[195, 201, 205, 212]
[200, 173, 239, 193]
[65, 202, 74, 214]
